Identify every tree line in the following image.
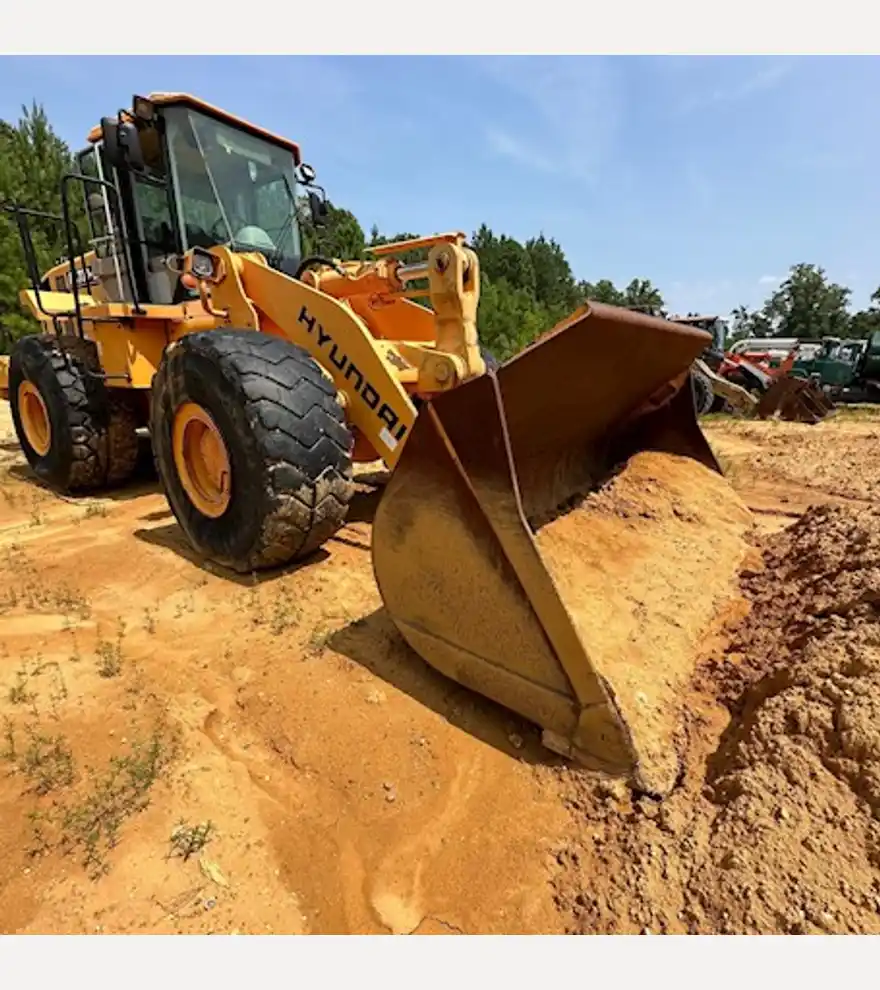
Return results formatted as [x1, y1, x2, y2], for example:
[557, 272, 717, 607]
[0, 103, 88, 350]
[2, 101, 879, 358]
[299, 207, 667, 360]
[729, 265, 880, 345]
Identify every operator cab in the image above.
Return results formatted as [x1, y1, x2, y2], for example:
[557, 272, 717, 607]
[76, 93, 326, 307]
[815, 337, 865, 364]
[668, 313, 728, 353]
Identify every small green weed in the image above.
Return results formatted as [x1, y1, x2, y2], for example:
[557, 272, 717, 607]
[169, 819, 214, 861]
[95, 620, 126, 678]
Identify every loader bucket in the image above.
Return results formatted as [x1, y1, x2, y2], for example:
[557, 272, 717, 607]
[756, 375, 835, 424]
[372, 303, 752, 795]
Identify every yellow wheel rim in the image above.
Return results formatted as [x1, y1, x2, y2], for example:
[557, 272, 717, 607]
[172, 401, 232, 518]
[18, 380, 52, 457]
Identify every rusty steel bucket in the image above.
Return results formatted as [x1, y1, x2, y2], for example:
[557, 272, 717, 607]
[371, 303, 752, 795]
[757, 375, 835, 424]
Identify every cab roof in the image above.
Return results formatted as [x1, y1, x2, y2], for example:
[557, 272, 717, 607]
[669, 313, 721, 324]
[87, 93, 302, 164]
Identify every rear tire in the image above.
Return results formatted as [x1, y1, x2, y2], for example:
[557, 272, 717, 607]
[150, 330, 355, 573]
[9, 333, 139, 492]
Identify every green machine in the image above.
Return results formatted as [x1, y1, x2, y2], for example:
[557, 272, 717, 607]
[791, 332, 880, 403]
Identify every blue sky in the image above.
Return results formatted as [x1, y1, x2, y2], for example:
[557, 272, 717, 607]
[1, 55, 879, 314]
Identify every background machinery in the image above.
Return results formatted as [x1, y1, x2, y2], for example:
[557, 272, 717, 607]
[787, 333, 880, 404]
[670, 313, 834, 423]
[2, 93, 757, 793]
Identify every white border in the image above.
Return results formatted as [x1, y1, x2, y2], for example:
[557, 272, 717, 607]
[1, 0, 879, 54]
[2, 931, 880, 985]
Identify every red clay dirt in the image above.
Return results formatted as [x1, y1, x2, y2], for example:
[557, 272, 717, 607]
[2, 404, 880, 934]
[551, 414, 880, 935]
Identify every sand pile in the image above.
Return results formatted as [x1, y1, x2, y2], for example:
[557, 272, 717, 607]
[552, 503, 880, 934]
[712, 421, 880, 503]
[535, 450, 751, 795]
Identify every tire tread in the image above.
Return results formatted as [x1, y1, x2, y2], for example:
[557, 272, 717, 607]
[151, 330, 354, 572]
[10, 333, 138, 492]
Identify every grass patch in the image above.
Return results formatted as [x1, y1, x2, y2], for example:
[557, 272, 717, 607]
[1, 486, 20, 508]
[829, 403, 880, 421]
[307, 626, 333, 654]
[2, 717, 15, 762]
[60, 724, 179, 877]
[20, 729, 76, 795]
[241, 584, 302, 635]
[0, 544, 91, 621]
[9, 717, 181, 878]
[7, 655, 68, 715]
[0, 578, 91, 622]
[169, 820, 214, 861]
[142, 607, 157, 635]
[29, 495, 46, 527]
[3, 720, 76, 796]
[95, 620, 126, 678]
[1, 632, 177, 878]
[699, 411, 737, 423]
[8, 670, 36, 706]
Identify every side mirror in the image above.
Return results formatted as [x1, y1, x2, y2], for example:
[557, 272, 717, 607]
[101, 117, 144, 171]
[299, 162, 317, 185]
[308, 190, 328, 228]
[101, 117, 123, 168]
[117, 120, 145, 171]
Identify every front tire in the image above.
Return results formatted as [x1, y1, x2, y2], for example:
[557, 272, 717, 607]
[150, 330, 355, 573]
[9, 333, 139, 493]
[690, 366, 714, 416]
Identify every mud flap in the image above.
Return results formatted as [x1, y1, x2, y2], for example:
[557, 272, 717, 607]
[372, 303, 752, 794]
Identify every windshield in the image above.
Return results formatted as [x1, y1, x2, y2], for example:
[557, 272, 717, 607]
[164, 107, 302, 272]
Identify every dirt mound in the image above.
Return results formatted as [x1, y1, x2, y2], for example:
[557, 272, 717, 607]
[536, 451, 751, 795]
[552, 503, 880, 934]
[706, 418, 880, 504]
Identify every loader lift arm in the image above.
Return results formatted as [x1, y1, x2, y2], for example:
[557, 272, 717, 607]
[182, 232, 486, 468]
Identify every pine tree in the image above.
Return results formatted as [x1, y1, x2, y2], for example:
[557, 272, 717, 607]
[0, 102, 85, 353]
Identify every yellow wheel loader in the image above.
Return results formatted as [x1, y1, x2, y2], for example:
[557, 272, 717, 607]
[1, 94, 752, 794]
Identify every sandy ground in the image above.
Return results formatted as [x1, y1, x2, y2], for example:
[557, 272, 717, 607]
[2, 401, 880, 934]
